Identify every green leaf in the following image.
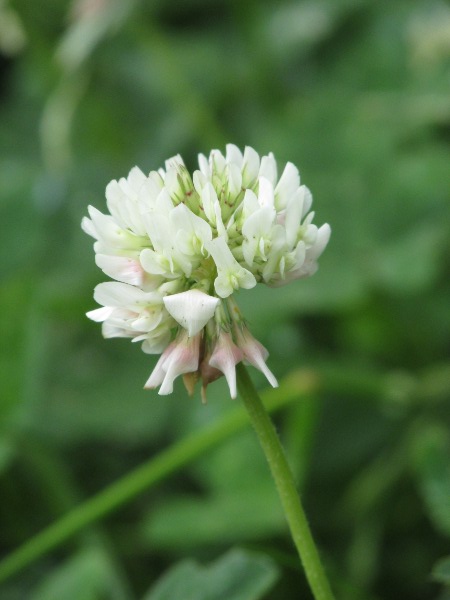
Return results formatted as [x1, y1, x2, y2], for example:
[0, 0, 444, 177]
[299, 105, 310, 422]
[142, 548, 279, 600]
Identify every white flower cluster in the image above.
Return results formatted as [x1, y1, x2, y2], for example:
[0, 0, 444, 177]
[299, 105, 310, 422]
[83, 145, 330, 399]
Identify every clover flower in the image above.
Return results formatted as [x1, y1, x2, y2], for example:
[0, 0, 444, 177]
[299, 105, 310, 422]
[83, 145, 330, 400]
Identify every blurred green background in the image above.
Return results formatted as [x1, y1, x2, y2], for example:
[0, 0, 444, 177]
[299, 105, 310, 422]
[1, 0, 450, 599]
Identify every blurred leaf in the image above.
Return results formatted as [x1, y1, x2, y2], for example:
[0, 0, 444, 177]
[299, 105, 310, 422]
[432, 556, 450, 586]
[411, 424, 450, 537]
[31, 547, 129, 600]
[141, 433, 285, 549]
[56, 0, 136, 72]
[372, 223, 447, 294]
[0, 161, 43, 279]
[191, 432, 273, 491]
[0, 276, 34, 426]
[0, 435, 15, 475]
[142, 484, 284, 550]
[0, 1, 27, 55]
[142, 548, 279, 600]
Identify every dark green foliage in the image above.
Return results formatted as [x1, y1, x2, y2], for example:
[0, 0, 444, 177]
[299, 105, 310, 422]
[0, 0, 449, 598]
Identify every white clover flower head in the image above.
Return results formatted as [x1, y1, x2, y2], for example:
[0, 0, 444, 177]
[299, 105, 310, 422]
[83, 145, 331, 399]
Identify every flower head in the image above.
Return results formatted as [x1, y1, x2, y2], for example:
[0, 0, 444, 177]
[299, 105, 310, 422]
[83, 145, 330, 398]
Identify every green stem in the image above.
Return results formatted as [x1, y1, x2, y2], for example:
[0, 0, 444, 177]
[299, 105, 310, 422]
[237, 363, 335, 600]
[0, 371, 315, 584]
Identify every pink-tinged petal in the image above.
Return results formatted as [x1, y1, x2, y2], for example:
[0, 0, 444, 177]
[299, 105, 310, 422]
[209, 331, 243, 399]
[144, 344, 175, 390]
[144, 332, 201, 395]
[234, 326, 278, 388]
[95, 254, 144, 286]
[159, 333, 201, 395]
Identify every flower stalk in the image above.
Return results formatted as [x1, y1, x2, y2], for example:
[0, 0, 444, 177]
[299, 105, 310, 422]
[237, 363, 335, 600]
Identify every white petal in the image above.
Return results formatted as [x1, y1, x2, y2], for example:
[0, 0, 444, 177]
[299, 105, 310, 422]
[138, 178, 162, 210]
[170, 203, 213, 251]
[205, 236, 236, 272]
[308, 223, 331, 260]
[259, 153, 277, 186]
[198, 153, 211, 177]
[95, 254, 144, 286]
[164, 290, 219, 337]
[227, 162, 242, 199]
[284, 191, 303, 248]
[201, 182, 219, 223]
[302, 186, 313, 216]
[213, 276, 233, 298]
[140, 248, 169, 276]
[206, 237, 257, 297]
[242, 206, 276, 265]
[242, 146, 260, 188]
[238, 268, 257, 290]
[275, 162, 300, 210]
[226, 144, 243, 168]
[127, 166, 147, 191]
[141, 331, 171, 355]
[86, 306, 114, 322]
[106, 180, 147, 236]
[81, 216, 97, 239]
[294, 240, 306, 268]
[257, 177, 275, 209]
[242, 189, 259, 217]
[210, 149, 226, 176]
[93, 282, 158, 309]
[132, 309, 164, 332]
[165, 154, 184, 171]
[193, 170, 207, 195]
[88, 206, 143, 250]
